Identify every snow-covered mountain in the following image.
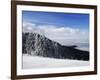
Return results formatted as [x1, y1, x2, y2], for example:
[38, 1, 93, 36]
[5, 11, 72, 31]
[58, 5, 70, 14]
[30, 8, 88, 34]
[22, 33, 89, 61]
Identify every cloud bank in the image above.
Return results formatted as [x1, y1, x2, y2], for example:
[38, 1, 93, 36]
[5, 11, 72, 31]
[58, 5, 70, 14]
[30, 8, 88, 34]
[23, 22, 89, 51]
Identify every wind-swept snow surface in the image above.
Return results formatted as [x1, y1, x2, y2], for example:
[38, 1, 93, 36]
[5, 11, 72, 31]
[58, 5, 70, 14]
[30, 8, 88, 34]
[22, 54, 89, 69]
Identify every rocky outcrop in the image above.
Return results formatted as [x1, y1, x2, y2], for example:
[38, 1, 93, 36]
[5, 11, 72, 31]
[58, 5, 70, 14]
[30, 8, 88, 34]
[22, 33, 89, 61]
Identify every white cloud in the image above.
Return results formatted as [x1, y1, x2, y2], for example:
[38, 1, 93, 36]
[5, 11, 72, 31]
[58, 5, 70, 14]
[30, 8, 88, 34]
[23, 22, 45, 35]
[23, 22, 89, 51]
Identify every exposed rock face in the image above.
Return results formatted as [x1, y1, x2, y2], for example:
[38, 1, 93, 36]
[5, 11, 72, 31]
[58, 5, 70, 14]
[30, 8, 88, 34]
[22, 33, 89, 61]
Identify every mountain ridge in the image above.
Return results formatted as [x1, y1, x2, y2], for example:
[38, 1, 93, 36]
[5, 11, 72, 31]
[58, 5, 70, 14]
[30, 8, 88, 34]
[22, 32, 89, 61]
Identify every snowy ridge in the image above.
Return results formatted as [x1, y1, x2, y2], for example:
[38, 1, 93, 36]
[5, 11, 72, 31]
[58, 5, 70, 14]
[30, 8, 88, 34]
[22, 32, 89, 61]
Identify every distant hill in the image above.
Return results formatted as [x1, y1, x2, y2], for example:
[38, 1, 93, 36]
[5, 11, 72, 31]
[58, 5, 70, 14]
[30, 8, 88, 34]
[22, 33, 89, 61]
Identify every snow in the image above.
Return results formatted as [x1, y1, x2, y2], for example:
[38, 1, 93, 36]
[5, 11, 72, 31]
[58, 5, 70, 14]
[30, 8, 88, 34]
[22, 54, 90, 69]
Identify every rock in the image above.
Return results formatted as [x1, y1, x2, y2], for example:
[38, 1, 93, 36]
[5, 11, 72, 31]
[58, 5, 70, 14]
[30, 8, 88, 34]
[22, 32, 89, 61]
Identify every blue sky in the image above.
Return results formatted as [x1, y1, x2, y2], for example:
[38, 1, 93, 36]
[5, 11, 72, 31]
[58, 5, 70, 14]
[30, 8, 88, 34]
[22, 11, 89, 30]
[22, 11, 89, 51]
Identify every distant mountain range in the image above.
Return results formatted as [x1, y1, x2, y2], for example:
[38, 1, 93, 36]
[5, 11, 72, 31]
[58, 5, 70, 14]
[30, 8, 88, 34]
[22, 33, 89, 61]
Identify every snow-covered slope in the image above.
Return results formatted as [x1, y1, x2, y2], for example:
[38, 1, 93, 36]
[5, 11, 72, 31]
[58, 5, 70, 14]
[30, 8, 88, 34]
[22, 54, 89, 69]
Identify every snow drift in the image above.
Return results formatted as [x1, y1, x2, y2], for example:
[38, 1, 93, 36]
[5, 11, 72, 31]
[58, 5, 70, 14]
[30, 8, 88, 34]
[23, 54, 89, 69]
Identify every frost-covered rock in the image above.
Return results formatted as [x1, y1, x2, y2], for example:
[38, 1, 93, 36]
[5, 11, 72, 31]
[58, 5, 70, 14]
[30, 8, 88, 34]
[22, 33, 89, 61]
